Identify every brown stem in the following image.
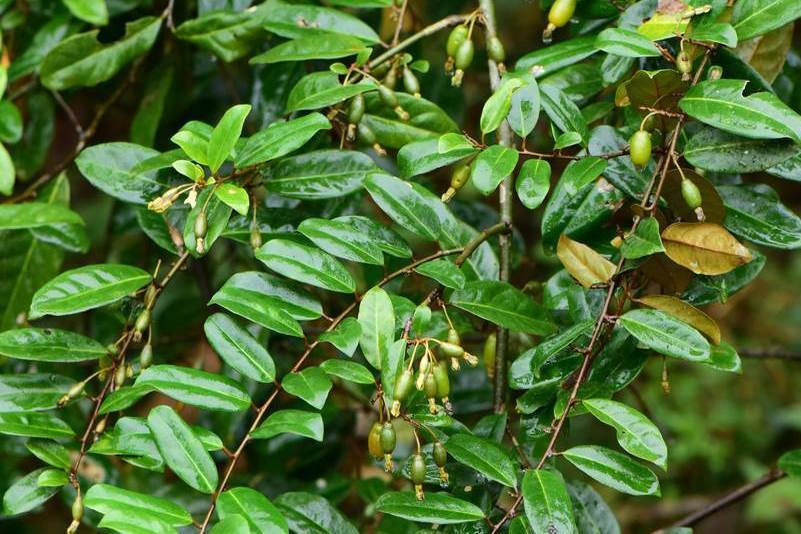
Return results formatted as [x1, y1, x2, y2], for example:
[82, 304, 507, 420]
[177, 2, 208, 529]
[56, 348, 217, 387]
[197, 223, 510, 532]
[368, 14, 470, 70]
[739, 348, 801, 362]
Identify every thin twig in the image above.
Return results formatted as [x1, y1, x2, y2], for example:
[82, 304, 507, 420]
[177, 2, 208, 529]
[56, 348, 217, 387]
[368, 14, 470, 70]
[739, 348, 801, 362]
[392, 0, 409, 47]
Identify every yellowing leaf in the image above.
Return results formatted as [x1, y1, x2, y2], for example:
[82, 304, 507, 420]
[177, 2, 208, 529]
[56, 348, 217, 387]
[637, 14, 688, 41]
[556, 234, 616, 288]
[636, 294, 721, 344]
[662, 222, 752, 275]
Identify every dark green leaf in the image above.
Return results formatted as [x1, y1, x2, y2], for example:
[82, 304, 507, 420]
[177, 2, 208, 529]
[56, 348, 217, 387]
[471, 145, 519, 196]
[561, 157, 607, 196]
[256, 238, 356, 293]
[251, 35, 368, 64]
[252, 409, 324, 442]
[217, 487, 289, 533]
[718, 184, 801, 249]
[450, 281, 554, 335]
[563, 445, 661, 496]
[566, 480, 621, 534]
[374, 491, 485, 524]
[263, 149, 377, 199]
[0, 374, 75, 412]
[618, 309, 710, 362]
[357, 286, 395, 370]
[263, 0, 380, 43]
[84, 484, 193, 526]
[516, 159, 550, 209]
[75, 142, 163, 205]
[175, 4, 270, 62]
[2, 468, 60, 516]
[286, 72, 375, 113]
[0, 413, 74, 439]
[446, 433, 518, 487]
[779, 449, 801, 478]
[415, 258, 465, 289]
[521, 469, 576, 534]
[364, 173, 441, 241]
[0, 327, 106, 362]
[204, 313, 276, 383]
[281, 367, 332, 409]
[397, 138, 476, 178]
[235, 112, 331, 168]
[318, 317, 362, 357]
[515, 35, 597, 76]
[136, 365, 251, 412]
[275, 492, 358, 533]
[595, 28, 660, 57]
[731, 0, 801, 40]
[361, 92, 458, 149]
[621, 217, 664, 259]
[208, 104, 251, 173]
[298, 217, 385, 265]
[540, 85, 588, 145]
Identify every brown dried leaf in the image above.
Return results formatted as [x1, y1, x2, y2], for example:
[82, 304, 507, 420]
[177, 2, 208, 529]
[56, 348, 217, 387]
[662, 222, 753, 275]
[641, 254, 693, 294]
[735, 23, 793, 84]
[556, 234, 616, 288]
[636, 294, 721, 344]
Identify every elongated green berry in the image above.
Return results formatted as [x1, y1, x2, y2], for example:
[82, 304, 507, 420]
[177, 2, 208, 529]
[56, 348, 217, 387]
[194, 212, 208, 239]
[140, 343, 153, 369]
[392, 368, 414, 416]
[487, 36, 505, 63]
[629, 130, 652, 167]
[411, 454, 426, 484]
[681, 178, 702, 209]
[433, 441, 450, 484]
[455, 39, 474, 70]
[402, 67, 420, 97]
[442, 163, 471, 201]
[439, 342, 464, 359]
[348, 94, 365, 124]
[447, 328, 460, 346]
[357, 122, 376, 145]
[134, 309, 151, 335]
[548, 0, 576, 27]
[378, 85, 398, 108]
[368, 422, 383, 458]
[677, 51, 693, 77]
[380, 422, 396, 471]
[483, 332, 497, 379]
[446, 25, 469, 57]
[433, 361, 450, 399]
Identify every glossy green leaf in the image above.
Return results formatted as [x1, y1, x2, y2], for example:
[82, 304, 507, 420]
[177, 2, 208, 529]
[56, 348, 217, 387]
[691, 22, 738, 47]
[334, 215, 412, 258]
[415, 258, 465, 289]
[515, 35, 597, 76]
[211, 270, 320, 320]
[318, 317, 362, 357]
[619, 309, 710, 362]
[679, 79, 801, 143]
[211, 515, 249, 534]
[471, 145, 519, 196]
[357, 286, 395, 370]
[521, 469, 576, 534]
[320, 359, 374, 384]
[85, 484, 192, 526]
[0, 327, 106, 362]
[97, 511, 175, 534]
[286, 71, 375, 113]
[450, 280, 554, 335]
[75, 142, 164, 205]
[204, 313, 276, 383]
[561, 157, 607, 196]
[63, 0, 108, 26]
[29, 263, 151, 319]
[779, 449, 801, 477]
[528, 319, 594, 377]
[684, 128, 800, 173]
[146, 405, 218, 494]
[0, 413, 74, 439]
[0, 144, 12, 195]
[397, 138, 476, 178]
[2, 468, 60, 516]
[26, 440, 72, 470]
[0, 373, 74, 412]
[702, 341, 743, 374]
[516, 159, 550, 209]
[171, 121, 211, 164]
[508, 73, 541, 138]
[263, 149, 377, 199]
[274, 492, 358, 533]
[583, 398, 668, 469]
[40, 16, 161, 90]
[263, 0, 380, 43]
[217, 487, 289, 533]
[375, 491, 484, 524]
[361, 93, 458, 149]
[621, 217, 664, 259]
[256, 238, 355, 293]
[252, 35, 368, 64]
[480, 77, 525, 135]
[208, 104, 251, 173]
[563, 445, 660, 496]
[595, 27, 660, 57]
[567, 480, 621, 534]
[718, 184, 801, 249]
[541, 85, 588, 144]
[363, 173, 441, 241]
[98, 385, 153, 415]
[175, 4, 270, 62]
[298, 217, 384, 265]
[731, 0, 801, 41]
[136, 365, 251, 412]
[252, 409, 324, 442]
[235, 112, 331, 168]
[281, 367, 332, 409]
[214, 183, 250, 216]
[445, 433, 518, 487]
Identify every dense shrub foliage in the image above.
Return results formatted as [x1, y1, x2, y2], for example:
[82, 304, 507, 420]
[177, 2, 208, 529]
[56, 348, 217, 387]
[1, 0, 801, 532]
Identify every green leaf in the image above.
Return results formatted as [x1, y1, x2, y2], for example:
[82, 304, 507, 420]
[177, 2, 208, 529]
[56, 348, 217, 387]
[397, 138, 477, 178]
[256, 238, 356, 293]
[567, 480, 621, 534]
[595, 27, 661, 57]
[541, 85, 588, 145]
[40, 16, 161, 90]
[217, 487, 289, 533]
[2, 468, 60, 516]
[204, 313, 276, 383]
[263, 149, 377, 199]
[731, 0, 801, 41]
[212, 515, 249, 533]
[320, 359, 374, 384]
[0, 327, 106, 362]
[252, 409, 324, 442]
[0, 373, 75, 412]
[131, 62, 173, 147]
[183, 186, 233, 257]
[621, 217, 665, 259]
[450, 281, 554, 335]
[381, 339, 407, 406]
[528, 319, 594, 377]
[335, 215, 411, 259]
[678, 79, 801, 143]
[690, 22, 738, 48]
[263, 0, 379, 43]
[683, 128, 801, 173]
[0, 101, 23, 143]
[75, 142, 163, 205]
[618, 309, 711, 362]
[146, 405, 218, 494]
[480, 77, 525, 135]
[718, 184, 801, 249]
[29, 263, 152, 319]
[26, 440, 72, 470]
[471, 145, 520, 196]
[361, 93, 458, 149]
[357, 286, 395, 370]
[561, 157, 607, 196]
[235, 112, 331, 168]
[583, 398, 668, 469]
[286, 71, 375, 113]
[252, 35, 368, 64]
[97, 511, 175, 533]
[364, 173, 441, 241]
[208, 104, 251, 174]
[0, 413, 74, 439]
[521, 469, 576, 534]
[563, 445, 660, 496]
[172, 121, 211, 164]
[214, 183, 250, 216]
[375, 491, 484, 524]
[0, 143, 14, 196]
[445, 433, 518, 487]
[415, 258, 466, 289]
[318, 317, 362, 357]
[175, 5, 270, 62]
[515, 35, 597, 76]
[516, 159, 551, 209]
[85, 484, 192, 526]
[508, 73, 541, 138]
[63, 0, 108, 26]
[211, 270, 320, 321]
[98, 385, 153, 415]
[779, 449, 801, 477]
[281, 367, 332, 409]
[298, 217, 384, 265]
[275, 492, 358, 534]
[136, 365, 251, 412]
[702, 341, 743, 374]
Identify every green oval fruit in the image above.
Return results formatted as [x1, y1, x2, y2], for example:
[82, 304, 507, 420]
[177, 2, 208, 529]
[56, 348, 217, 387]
[194, 212, 208, 239]
[368, 422, 383, 458]
[402, 67, 420, 96]
[433, 361, 450, 398]
[487, 36, 505, 63]
[140, 343, 153, 369]
[383, 66, 397, 90]
[446, 25, 469, 57]
[394, 369, 414, 401]
[681, 178, 702, 209]
[440, 341, 464, 359]
[135, 309, 151, 333]
[433, 442, 447, 467]
[411, 454, 426, 484]
[548, 0, 576, 27]
[446, 328, 460, 346]
[357, 123, 376, 145]
[483, 332, 497, 378]
[629, 130, 652, 166]
[250, 226, 262, 250]
[424, 372, 438, 398]
[455, 39, 474, 70]
[348, 94, 365, 124]
[676, 51, 693, 74]
[380, 422, 396, 453]
[378, 85, 398, 108]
